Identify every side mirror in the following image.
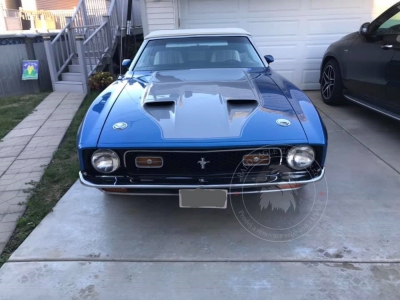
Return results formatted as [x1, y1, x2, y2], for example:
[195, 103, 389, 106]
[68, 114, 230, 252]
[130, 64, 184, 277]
[264, 55, 274, 64]
[122, 59, 132, 67]
[359, 22, 371, 36]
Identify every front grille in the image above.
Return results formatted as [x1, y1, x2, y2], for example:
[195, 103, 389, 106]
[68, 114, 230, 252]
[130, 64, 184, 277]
[124, 148, 284, 176]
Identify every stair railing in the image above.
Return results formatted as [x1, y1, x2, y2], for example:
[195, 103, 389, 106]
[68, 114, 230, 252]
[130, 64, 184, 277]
[78, 0, 119, 77]
[44, 0, 119, 93]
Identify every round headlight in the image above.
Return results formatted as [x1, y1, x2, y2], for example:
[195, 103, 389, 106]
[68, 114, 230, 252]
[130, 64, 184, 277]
[91, 150, 120, 173]
[286, 146, 315, 170]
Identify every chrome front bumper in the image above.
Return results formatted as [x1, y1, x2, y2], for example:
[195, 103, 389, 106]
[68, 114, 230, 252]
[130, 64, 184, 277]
[79, 168, 325, 196]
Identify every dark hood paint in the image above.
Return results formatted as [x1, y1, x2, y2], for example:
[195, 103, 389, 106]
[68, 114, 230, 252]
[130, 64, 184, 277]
[95, 68, 309, 148]
[339, 32, 359, 41]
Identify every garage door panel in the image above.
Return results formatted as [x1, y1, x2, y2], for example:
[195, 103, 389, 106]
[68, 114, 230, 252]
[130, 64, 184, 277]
[307, 18, 362, 36]
[305, 44, 331, 60]
[248, 0, 301, 12]
[309, 0, 365, 10]
[273, 70, 295, 82]
[302, 69, 321, 86]
[256, 45, 296, 60]
[246, 20, 299, 37]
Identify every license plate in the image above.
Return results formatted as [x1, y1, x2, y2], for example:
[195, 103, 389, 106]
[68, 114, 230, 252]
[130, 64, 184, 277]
[179, 189, 227, 209]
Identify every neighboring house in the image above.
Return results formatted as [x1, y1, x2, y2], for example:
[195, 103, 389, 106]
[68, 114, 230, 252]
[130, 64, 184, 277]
[20, 0, 78, 10]
[0, 0, 21, 31]
[1, 0, 79, 32]
[2, 0, 105, 32]
[138, 0, 399, 89]
[1, 0, 19, 9]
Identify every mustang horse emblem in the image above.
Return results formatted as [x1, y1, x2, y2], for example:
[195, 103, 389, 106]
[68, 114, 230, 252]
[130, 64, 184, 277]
[198, 158, 210, 169]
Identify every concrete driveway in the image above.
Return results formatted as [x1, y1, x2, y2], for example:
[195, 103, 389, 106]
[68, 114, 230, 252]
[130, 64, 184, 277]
[0, 92, 400, 299]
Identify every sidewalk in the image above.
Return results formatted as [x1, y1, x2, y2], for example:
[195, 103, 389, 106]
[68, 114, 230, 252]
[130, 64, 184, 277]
[0, 92, 86, 253]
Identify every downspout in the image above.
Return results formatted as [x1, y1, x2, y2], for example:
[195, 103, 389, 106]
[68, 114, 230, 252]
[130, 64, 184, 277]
[126, 0, 133, 33]
[174, 0, 180, 29]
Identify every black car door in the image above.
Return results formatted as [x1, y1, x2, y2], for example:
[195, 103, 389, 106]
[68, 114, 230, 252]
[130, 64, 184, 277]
[345, 4, 400, 103]
[383, 9, 400, 108]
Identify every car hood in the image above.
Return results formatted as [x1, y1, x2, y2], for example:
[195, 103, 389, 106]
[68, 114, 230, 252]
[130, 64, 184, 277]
[339, 32, 358, 41]
[97, 68, 308, 148]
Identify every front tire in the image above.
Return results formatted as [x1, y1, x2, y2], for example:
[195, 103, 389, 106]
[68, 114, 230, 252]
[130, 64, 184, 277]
[320, 59, 344, 105]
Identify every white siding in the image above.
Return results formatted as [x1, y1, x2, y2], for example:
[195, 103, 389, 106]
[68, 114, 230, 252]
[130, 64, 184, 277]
[131, 0, 143, 27]
[145, 0, 176, 32]
[35, 0, 78, 10]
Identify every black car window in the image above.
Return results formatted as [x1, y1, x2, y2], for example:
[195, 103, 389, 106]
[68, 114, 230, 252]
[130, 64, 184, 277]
[375, 5, 400, 35]
[134, 36, 264, 71]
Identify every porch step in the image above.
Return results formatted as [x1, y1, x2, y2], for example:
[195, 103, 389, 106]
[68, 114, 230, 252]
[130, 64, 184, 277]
[72, 57, 100, 66]
[68, 65, 80, 73]
[61, 72, 82, 82]
[54, 81, 85, 93]
[68, 64, 97, 73]
[84, 50, 105, 57]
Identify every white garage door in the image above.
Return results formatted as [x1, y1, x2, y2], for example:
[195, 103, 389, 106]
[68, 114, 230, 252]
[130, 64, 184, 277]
[178, 0, 397, 90]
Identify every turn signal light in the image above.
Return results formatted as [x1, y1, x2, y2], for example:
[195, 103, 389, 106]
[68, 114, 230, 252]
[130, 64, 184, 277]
[243, 154, 270, 166]
[135, 156, 163, 168]
[278, 183, 303, 189]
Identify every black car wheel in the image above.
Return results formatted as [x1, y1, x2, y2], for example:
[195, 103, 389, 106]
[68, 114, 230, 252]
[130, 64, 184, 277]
[321, 59, 344, 105]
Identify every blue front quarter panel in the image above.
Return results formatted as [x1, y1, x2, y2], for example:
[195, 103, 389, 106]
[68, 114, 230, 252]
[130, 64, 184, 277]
[269, 70, 328, 165]
[76, 80, 128, 169]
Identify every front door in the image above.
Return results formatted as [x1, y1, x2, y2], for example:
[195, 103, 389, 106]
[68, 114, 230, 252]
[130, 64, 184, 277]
[345, 34, 394, 103]
[381, 7, 400, 108]
[345, 4, 400, 103]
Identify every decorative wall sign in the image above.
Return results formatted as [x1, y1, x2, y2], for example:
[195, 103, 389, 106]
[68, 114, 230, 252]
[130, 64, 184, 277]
[22, 60, 39, 80]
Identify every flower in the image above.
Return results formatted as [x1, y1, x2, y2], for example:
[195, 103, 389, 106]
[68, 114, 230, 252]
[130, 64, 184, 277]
[89, 71, 115, 91]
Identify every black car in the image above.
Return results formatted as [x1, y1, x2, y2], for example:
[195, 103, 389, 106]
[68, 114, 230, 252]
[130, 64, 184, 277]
[320, 2, 400, 120]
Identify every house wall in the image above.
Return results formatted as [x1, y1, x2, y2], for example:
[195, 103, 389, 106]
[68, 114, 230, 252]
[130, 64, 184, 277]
[4, 0, 20, 9]
[35, 0, 79, 10]
[142, 0, 177, 34]
[131, 0, 142, 27]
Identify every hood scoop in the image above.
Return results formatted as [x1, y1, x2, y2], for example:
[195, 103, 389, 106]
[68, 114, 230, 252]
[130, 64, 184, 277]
[142, 82, 178, 106]
[144, 99, 175, 106]
[227, 99, 259, 105]
[226, 99, 258, 122]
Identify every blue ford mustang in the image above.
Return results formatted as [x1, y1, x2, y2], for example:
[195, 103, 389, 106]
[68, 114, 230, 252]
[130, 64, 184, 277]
[77, 28, 327, 206]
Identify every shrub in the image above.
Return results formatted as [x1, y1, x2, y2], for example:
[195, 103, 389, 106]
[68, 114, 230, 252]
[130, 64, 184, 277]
[88, 71, 115, 91]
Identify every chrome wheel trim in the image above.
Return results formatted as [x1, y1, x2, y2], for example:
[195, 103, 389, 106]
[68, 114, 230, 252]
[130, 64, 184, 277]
[322, 65, 335, 99]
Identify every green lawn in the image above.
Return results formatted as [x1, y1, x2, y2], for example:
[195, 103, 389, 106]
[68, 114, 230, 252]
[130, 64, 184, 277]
[0, 93, 50, 140]
[0, 91, 100, 268]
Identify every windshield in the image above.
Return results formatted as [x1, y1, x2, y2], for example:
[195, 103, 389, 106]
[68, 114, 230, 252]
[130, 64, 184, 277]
[134, 36, 264, 71]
